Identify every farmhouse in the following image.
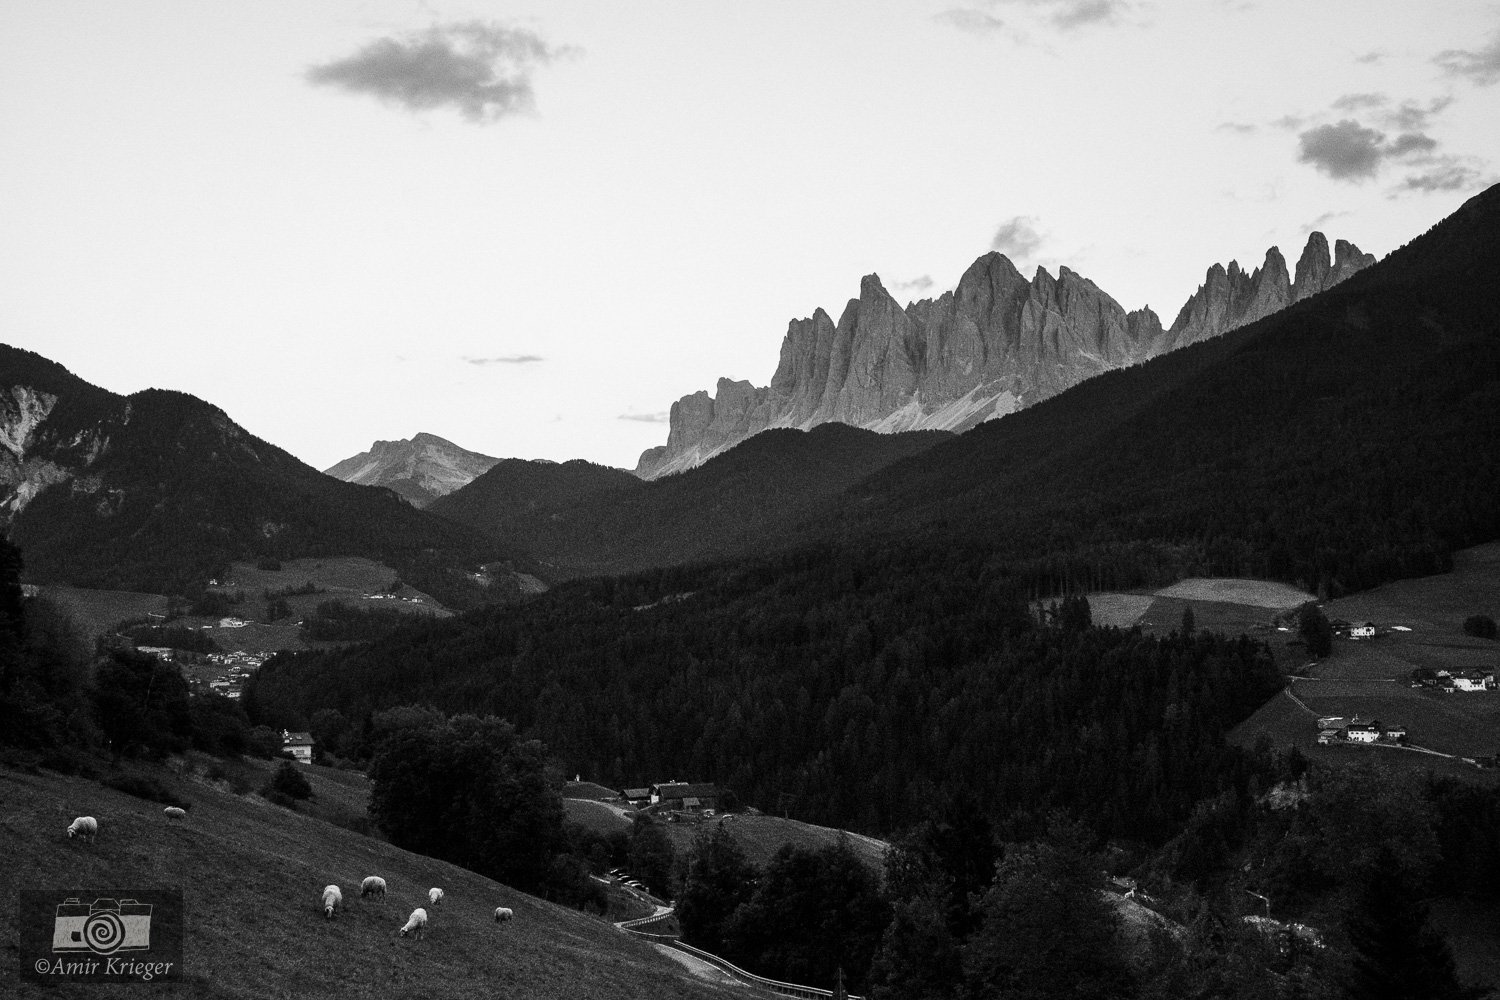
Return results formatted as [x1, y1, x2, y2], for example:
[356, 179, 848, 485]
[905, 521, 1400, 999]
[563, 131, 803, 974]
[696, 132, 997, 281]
[1452, 671, 1495, 693]
[1383, 724, 1408, 742]
[281, 730, 314, 764]
[649, 781, 722, 813]
[621, 788, 651, 807]
[1345, 723, 1380, 744]
[1348, 623, 1377, 639]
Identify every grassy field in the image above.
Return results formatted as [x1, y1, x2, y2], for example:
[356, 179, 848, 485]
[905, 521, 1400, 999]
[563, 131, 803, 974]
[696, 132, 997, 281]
[658, 813, 888, 874]
[1230, 542, 1500, 779]
[0, 761, 757, 1000]
[37, 586, 170, 643]
[1152, 578, 1315, 609]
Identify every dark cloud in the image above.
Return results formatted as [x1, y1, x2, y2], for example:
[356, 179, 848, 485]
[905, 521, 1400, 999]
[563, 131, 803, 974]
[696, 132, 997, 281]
[465, 354, 545, 365]
[1297, 120, 1387, 180]
[1385, 132, 1438, 157]
[1399, 161, 1488, 193]
[1434, 30, 1500, 86]
[618, 412, 669, 423]
[991, 216, 1043, 258]
[893, 275, 936, 294]
[307, 21, 572, 123]
[933, 8, 1007, 34]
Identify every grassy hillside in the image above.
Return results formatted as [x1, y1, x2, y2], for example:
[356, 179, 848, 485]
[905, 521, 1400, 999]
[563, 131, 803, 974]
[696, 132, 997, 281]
[0, 763, 753, 999]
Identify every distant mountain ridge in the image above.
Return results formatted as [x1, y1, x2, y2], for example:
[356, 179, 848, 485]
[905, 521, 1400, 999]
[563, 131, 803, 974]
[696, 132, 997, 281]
[324, 432, 500, 508]
[0, 346, 528, 606]
[635, 231, 1374, 478]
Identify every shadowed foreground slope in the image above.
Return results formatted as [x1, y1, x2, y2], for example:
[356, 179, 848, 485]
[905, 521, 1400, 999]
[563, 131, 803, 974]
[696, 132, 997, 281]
[0, 765, 749, 999]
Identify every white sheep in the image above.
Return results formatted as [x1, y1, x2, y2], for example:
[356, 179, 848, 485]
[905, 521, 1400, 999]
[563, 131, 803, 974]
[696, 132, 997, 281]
[321, 884, 342, 919]
[163, 806, 186, 821]
[67, 816, 98, 843]
[360, 876, 387, 900]
[398, 907, 428, 939]
[493, 906, 514, 923]
[428, 887, 444, 907]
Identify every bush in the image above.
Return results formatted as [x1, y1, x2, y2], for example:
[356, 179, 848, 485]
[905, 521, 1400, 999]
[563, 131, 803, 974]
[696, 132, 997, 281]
[263, 789, 299, 810]
[103, 773, 190, 809]
[1462, 615, 1497, 640]
[267, 760, 312, 800]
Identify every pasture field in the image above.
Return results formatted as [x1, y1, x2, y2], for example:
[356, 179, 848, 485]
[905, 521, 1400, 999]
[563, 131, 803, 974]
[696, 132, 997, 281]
[213, 557, 453, 620]
[0, 761, 749, 1000]
[565, 798, 637, 836]
[1230, 542, 1500, 778]
[1152, 578, 1315, 609]
[37, 585, 170, 642]
[658, 813, 887, 874]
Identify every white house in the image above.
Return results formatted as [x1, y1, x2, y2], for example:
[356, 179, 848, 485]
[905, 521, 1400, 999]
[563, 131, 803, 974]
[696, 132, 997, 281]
[1346, 723, 1380, 743]
[1349, 623, 1376, 639]
[1453, 671, 1493, 692]
[281, 730, 315, 764]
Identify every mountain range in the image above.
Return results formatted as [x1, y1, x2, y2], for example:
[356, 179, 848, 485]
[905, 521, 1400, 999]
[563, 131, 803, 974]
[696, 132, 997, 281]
[0, 347, 529, 607]
[634, 231, 1374, 478]
[324, 432, 500, 508]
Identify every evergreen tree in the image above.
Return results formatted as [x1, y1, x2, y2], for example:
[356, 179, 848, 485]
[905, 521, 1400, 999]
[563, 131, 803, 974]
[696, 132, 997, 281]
[627, 816, 675, 896]
[677, 823, 759, 954]
[1343, 847, 1479, 1000]
[1297, 603, 1333, 658]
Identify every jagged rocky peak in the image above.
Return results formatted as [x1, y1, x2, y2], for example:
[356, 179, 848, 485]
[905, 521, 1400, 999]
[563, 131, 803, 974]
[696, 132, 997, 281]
[634, 229, 1377, 480]
[324, 432, 500, 507]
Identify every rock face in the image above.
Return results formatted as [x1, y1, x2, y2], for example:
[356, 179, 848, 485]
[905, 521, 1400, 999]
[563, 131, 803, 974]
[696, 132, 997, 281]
[324, 433, 500, 507]
[636, 232, 1375, 479]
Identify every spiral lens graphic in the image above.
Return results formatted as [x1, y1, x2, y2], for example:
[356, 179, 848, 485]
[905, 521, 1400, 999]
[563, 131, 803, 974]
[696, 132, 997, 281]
[83, 911, 126, 954]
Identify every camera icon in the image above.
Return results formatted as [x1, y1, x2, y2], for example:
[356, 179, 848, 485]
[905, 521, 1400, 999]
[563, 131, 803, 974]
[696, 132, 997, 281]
[52, 898, 153, 955]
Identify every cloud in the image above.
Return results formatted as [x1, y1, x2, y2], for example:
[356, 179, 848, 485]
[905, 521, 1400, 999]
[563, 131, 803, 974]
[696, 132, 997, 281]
[1303, 210, 1350, 231]
[1331, 92, 1386, 112]
[465, 354, 544, 365]
[1383, 96, 1452, 131]
[1434, 30, 1500, 86]
[1216, 121, 1258, 134]
[1354, 50, 1386, 65]
[934, 8, 1007, 34]
[1295, 120, 1437, 181]
[307, 21, 572, 123]
[893, 275, 936, 294]
[1271, 114, 1306, 131]
[1398, 160, 1490, 194]
[991, 216, 1044, 258]
[967, 0, 1132, 32]
[618, 412, 669, 423]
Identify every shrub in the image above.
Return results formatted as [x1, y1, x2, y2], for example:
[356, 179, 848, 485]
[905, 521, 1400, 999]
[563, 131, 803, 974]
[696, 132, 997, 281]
[1462, 615, 1497, 640]
[267, 760, 313, 800]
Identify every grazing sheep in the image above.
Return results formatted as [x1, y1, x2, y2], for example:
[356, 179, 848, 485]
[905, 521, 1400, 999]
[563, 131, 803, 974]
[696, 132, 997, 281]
[321, 884, 342, 919]
[360, 876, 387, 900]
[428, 887, 444, 907]
[67, 816, 98, 843]
[163, 806, 186, 821]
[493, 907, 514, 923]
[398, 907, 427, 939]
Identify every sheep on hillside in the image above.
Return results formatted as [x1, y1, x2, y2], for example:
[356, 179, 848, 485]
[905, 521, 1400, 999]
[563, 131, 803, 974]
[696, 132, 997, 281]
[494, 907, 514, 923]
[321, 884, 342, 919]
[428, 887, 444, 907]
[360, 876, 387, 900]
[163, 806, 187, 821]
[398, 907, 428, 939]
[67, 816, 98, 843]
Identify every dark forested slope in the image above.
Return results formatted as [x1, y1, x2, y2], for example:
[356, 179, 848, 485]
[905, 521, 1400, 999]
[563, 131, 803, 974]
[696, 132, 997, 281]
[0, 347, 528, 607]
[433, 423, 950, 579]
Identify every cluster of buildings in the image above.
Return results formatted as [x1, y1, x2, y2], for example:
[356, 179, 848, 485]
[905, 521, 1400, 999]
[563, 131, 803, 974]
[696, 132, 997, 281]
[1410, 667, 1496, 693]
[193, 651, 272, 700]
[1316, 717, 1407, 746]
[621, 781, 725, 818]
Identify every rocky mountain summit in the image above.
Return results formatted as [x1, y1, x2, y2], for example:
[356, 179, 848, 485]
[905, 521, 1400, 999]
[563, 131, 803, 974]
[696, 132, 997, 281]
[325, 432, 500, 507]
[635, 232, 1375, 479]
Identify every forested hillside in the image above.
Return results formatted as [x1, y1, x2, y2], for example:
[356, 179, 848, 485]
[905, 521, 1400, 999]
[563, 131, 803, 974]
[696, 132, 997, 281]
[432, 424, 950, 579]
[0, 346, 530, 608]
[249, 549, 1281, 840]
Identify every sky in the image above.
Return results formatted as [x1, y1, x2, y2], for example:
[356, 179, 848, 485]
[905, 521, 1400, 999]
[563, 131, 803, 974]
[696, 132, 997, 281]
[2, 1, 1498, 472]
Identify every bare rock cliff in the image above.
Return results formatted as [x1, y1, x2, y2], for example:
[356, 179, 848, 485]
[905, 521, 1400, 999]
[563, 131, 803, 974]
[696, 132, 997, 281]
[636, 232, 1374, 479]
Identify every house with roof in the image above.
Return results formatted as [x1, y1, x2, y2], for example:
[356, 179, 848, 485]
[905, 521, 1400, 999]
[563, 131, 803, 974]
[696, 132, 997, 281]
[649, 781, 722, 813]
[1453, 671, 1495, 693]
[281, 730, 315, 765]
[1345, 722, 1380, 744]
[621, 788, 651, 808]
